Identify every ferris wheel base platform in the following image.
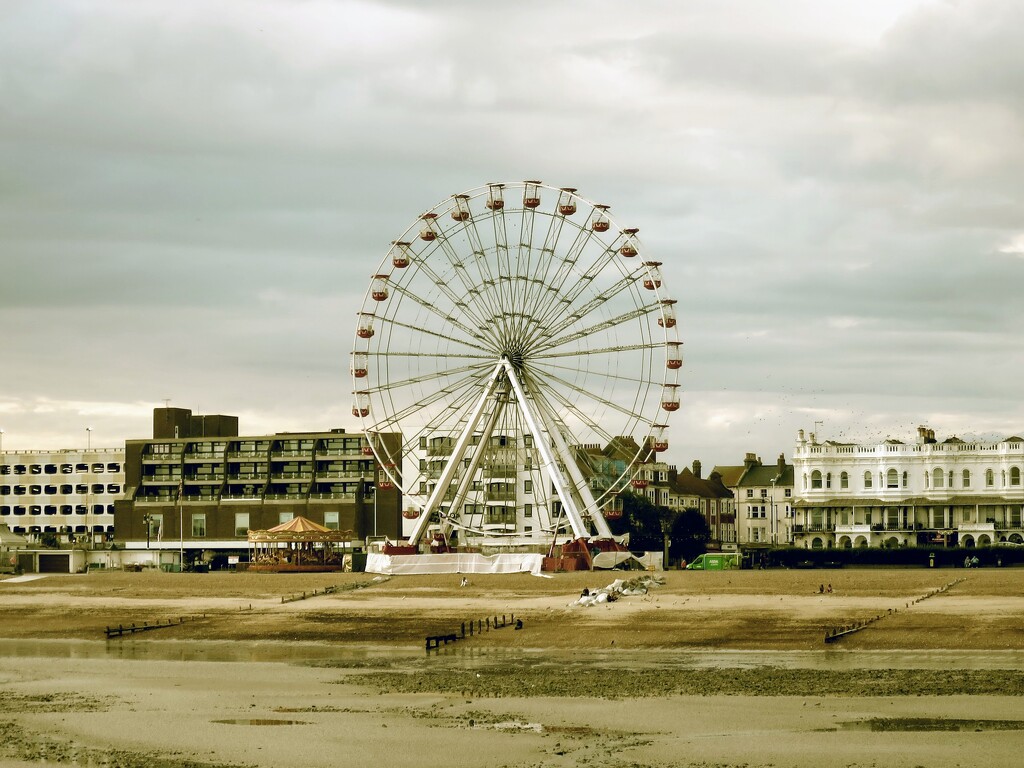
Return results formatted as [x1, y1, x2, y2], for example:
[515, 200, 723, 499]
[366, 552, 543, 576]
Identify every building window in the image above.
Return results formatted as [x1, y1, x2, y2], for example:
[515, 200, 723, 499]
[1012, 467, 1022, 487]
[324, 511, 339, 530]
[760, 488, 767, 498]
[191, 513, 206, 537]
[902, 471, 908, 488]
[524, 480, 533, 493]
[962, 470, 970, 488]
[825, 473, 832, 489]
[524, 503, 533, 518]
[148, 514, 163, 540]
[986, 468, 994, 487]
[864, 471, 872, 489]
[840, 472, 849, 490]
[811, 470, 822, 489]
[932, 468, 944, 489]
[784, 489, 791, 498]
[746, 489, 753, 498]
[234, 512, 250, 537]
[278, 512, 293, 525]
[886, 469, 898, 488]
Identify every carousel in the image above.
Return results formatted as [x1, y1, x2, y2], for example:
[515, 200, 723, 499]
[247, 516, 354, 572]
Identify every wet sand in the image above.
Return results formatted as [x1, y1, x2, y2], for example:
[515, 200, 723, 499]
[1, 567, 1023, 767]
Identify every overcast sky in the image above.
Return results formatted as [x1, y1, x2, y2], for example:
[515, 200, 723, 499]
[3, 0, 1023, 469]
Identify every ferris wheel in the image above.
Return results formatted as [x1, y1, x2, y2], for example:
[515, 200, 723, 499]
[351, 181, 681, 545]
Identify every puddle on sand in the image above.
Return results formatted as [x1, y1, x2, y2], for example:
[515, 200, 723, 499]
[832, 718, 1024, 732]
[212, 719, 309, 726]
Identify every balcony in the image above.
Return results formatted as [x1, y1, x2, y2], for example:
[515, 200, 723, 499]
[485, 491, 516, 503]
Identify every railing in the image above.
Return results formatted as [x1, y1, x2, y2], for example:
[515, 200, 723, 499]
[485, 492, 516, 502]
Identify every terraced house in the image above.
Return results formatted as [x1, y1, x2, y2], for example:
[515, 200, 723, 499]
[791, 426, 1024, 549]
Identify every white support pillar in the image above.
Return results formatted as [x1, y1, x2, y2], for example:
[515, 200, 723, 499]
[502, 360, 591, 539]
[408, 364, 506, 545]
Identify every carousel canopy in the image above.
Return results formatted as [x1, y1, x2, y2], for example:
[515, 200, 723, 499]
[248, 515, 353, 543]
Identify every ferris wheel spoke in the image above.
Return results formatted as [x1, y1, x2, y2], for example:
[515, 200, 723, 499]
[527, 379, 630, 458]
[525, 363, 655, 429]
[527, 358, 657, 391]
[370, 370, 490, 446]
[365, 360, 493, 396]
[529, 340, 664, 361]
[383, 275, 502, 350]
[373, 314, 494, 355]
[536, 301, 659, 355]
[520, 217, 591, 330]
[536, 267, 650, 345]
[428, 221, 510, 335]
[368, 350, 494, 360]
[530, 232, 633, 333]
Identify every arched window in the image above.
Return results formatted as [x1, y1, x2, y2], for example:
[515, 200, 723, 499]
[1012, 467, 1022, 486]
[826, 472, 832, 489]
[986, 468, 994, 487]
[902, 471, 909, 488]
[932, 468, 945, 489]
[863, 471, 873, 489]
[962, 469, 971, 488]
[811, 470, 822, 489]
[840, 471, 849, 489]
[886, 469, 898, 488]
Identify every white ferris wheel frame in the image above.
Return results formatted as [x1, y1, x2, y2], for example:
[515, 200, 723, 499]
[350, 181, 681, 545]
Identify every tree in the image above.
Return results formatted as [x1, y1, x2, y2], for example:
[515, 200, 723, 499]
[667, 508, 710, 564]
[609, 492, 671, 552]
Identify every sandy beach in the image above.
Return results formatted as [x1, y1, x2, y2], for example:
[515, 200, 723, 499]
[2, 567, 1023, 767]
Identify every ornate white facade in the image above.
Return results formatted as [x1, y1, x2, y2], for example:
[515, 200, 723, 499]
[792, 427, 1024, 549]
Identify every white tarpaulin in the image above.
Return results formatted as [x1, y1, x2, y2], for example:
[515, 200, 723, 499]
[366, 552, 543, 576]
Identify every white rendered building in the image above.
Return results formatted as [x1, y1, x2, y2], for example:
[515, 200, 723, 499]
[792, 427, 1024, 549]
[0, 449, 124, 546]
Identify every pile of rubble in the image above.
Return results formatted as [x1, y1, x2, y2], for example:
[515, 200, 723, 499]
[574, 574, 664, 607]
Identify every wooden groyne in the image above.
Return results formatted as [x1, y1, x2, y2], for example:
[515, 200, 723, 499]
[104, 603, 252, 639]
[426, 613, 522, 651]
[824, 578, 965, 644]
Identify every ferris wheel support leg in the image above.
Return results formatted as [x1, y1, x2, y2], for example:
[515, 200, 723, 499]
[542, 415, 614, 539]
[408, 364, 506, 546]
[443, 387, 508, 539]
[501, 360, 591, 540]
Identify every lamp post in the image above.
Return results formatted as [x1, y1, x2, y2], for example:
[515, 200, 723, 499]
[769, 476, 778, 545]
[143, 512, 152, 549]
[86, 427, 92, 451]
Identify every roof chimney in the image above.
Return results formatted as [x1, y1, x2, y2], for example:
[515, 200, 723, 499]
[777, 453, 786, 475]
[743, 452, 760, 471]
[692, 459, 702, 479]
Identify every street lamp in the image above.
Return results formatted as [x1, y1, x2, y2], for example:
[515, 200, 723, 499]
[769, 475, 779, 545]
[143, 512, 153, 548]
